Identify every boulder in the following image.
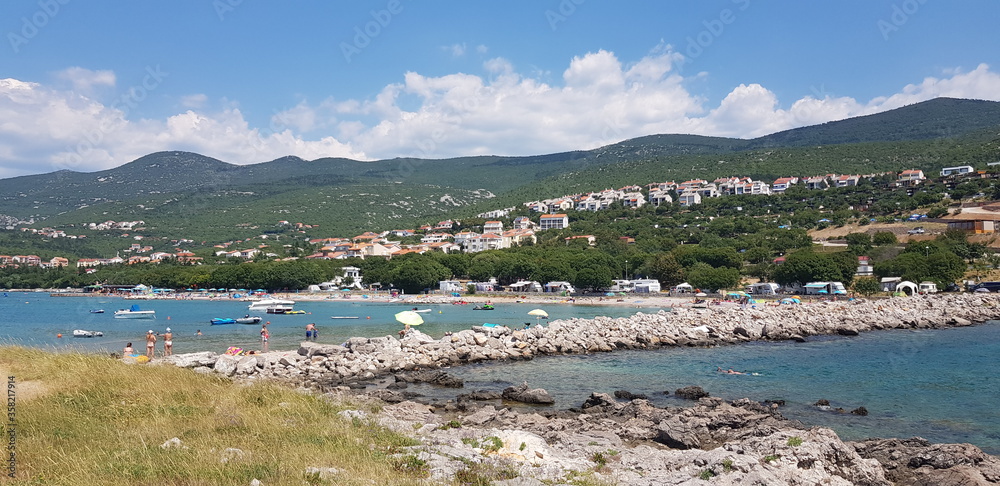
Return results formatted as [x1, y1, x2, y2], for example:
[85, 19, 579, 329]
[674, 386, 708, 400]
[213, 355, 239, 377]
[501, 382, 555, 405]
[297, 342, 348, 357]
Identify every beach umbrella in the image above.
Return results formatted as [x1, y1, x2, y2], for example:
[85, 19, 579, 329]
[695, 292, 708, 297]
[527, 309, 548, 318]
[394, 311, 423, 326]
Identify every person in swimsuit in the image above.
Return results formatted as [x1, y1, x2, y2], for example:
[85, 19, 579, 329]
[123, 342, 135, 356]
[163, 328, 173, 356]
[145, 330, 156, 359]
[305, 322, 317, 340]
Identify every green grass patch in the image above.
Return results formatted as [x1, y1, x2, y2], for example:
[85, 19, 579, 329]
[0, 346, 430, 485]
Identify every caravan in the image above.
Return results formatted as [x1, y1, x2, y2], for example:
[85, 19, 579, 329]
[746, 282, 780, 295]
[803, 282, 847, 295]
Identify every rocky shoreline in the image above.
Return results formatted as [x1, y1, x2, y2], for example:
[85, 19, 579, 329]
[153, 293, 1000, 484]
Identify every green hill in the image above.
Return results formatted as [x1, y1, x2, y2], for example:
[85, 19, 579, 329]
[1, 97, 998, 247]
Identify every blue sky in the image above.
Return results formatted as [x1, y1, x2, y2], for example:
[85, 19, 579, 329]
[1, 0, 999, 178]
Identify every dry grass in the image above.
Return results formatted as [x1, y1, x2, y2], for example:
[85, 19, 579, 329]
[1, 347, 431, 485]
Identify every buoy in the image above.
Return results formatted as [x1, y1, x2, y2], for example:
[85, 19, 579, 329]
[367, 316, 371, 319]
[167, 316, 171, 320]
[56, 333, 62, 338]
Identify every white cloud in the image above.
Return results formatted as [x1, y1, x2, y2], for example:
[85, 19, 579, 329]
[180, 93, 208, 109]
[444, 43, 466, 57]
[2, 52, 1000, 179]
[53, 67, 116, 94]
[0, 78, 365, 179]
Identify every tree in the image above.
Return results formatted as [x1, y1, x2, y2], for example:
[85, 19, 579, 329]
[844, 232, 872, 253]
[851, 277, 882, 296]
[572, 266, 613, 292]
[390, 258, 450, 294]
[641, 253, 684, 287]
[871, 231, 898, 246]
[685, 263, 741, 292]
[773, 251, 848, 286]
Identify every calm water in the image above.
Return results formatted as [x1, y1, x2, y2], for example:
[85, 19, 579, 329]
[2, 292, 997, 454]
[0, 292, 662, 353]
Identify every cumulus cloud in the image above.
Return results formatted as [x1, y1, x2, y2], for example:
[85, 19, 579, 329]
[0, 78, 365, 179]
[2, 50, 1000, 178]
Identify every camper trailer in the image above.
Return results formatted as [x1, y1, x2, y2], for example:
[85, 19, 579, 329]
[803, 282, 847, 295]
[746, 282, 780, 295]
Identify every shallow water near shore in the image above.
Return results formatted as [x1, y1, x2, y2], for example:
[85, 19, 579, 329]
[423, 322, 1000, 454]
[3, 292, 998, 454]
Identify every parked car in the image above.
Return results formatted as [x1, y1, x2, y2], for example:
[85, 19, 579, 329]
[907, 227, 925, 234]
[970, 281, 1000, 293]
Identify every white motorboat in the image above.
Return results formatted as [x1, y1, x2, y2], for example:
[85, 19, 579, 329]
[114, 304, 156, 319]
[236, 316, 262, 324]
[247, 299, 295, 314]
[73, 329, 104, 337]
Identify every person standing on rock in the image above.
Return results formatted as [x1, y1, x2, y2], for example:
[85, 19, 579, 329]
[145, 330, 156, 359]
[163, 327, 173, 356]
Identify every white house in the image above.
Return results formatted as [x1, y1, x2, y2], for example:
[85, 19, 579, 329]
[539, 214, 569, 230]
[678, 191, 702, 207]
[648, 190, 673, 206]
[941, 165, 975, 177]
[466, 233, 506, 253]
[483, 221, 504, 234]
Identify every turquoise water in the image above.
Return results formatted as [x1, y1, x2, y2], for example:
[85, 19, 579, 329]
[0, 292, 661, 353]
[438, 323, 1000, 454]
[2, 292, 997, 454]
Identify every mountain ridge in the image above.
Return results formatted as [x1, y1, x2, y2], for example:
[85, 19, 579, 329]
[0, 96, 998, 241]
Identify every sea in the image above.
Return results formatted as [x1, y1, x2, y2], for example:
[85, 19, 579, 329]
[2, 291, 998, 454]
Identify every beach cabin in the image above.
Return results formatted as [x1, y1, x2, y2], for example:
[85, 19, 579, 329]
[747, 282, 780, 295]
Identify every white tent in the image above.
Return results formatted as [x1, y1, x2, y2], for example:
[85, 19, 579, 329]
[895, 280, 918, 296]
[673, 282, 693, 293]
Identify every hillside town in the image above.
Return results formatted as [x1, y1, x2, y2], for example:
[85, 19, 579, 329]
[2, 165, 993, 278]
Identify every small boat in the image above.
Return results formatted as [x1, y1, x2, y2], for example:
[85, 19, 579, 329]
[236, 316, 262, 324]
[473, 305, 495, 311]
[89, 309, 105, 314]
[411, 308, 432, 313]
[248, 299, 295, 314]
[330, 316, 360, 319]
[114, 304, 156, 319]
[73, 329, 104, 338]
[210, 317, 237, 325]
